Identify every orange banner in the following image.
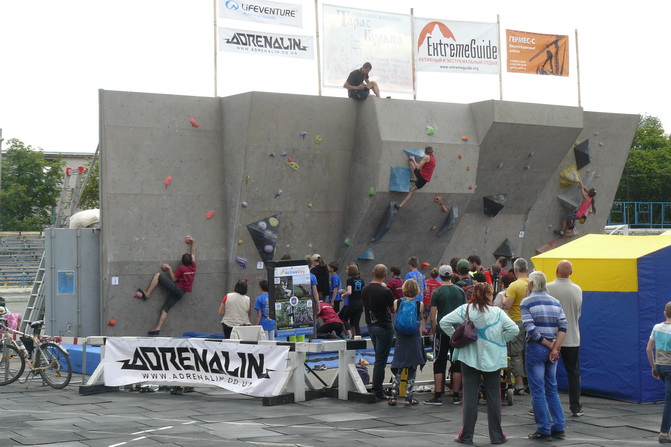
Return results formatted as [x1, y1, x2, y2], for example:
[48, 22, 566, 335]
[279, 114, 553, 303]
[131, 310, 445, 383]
[506, 29, 569, 76]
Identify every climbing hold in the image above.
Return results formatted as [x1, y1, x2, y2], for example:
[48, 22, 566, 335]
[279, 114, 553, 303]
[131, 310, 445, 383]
[301, 131, 307, 139]
[466, 165, 470, 171]
[599, 142, 604, 147]
[431, 226, 438, 231]
[498, 163, 504, 169]
[594, 131, 600, 136]
[134, 291, 143, 299]
[281, 151, 288, 156]
[237, 239, 243, 245]
[437, 206, 458, 237]
[441, 204, 448, 212]
[189, 118, 200, 128]
[344, 238, 352, 247]
[372, 201, 399, 242]
[528, 152, 534, 158]
[483, 194, 507, 217]
[241, 201, 248, 207]
[236, 256, 247, 269]
[65, 167, 72, 176]
[358, 248, 374, 260]
[574, 140, 591, 170]
[206, 210, 215, 219]
[185, 235, 193, 244]
[458, 154, 463, 159]
[286, 162, 300, 171]
[524, 165, 530, 170]
[425, 126, 434, 136]
[468, 185, 473, 190]
[247, 214, 281, 262]
[78, 166, 85, 175]
[287, 157, 293, 162]
[275, 189, 283, 199]
[421, 262, 430, 269]
[461, 136, 468, 142]
[389, 166, 412, 192]
[403, 149, 425, 162]
[368, 187, 376, 197]
[163, 176, 173, 189]
[269, 152, 276, 157]
[434, 196, 442, 203]
[314, 135, 322, 148]
[245, 175, 250, 184]
[308, 203, 313, 208]
[493, 239, 515, 259]
[108, 319, 117, 327]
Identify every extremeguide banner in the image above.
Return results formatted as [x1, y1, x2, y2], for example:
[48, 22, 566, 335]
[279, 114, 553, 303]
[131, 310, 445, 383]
[414, 18, 500, 74]
[219, 0, 303, 28]
[219, 27, 314, 59]
[322, 5, 412, 93]
[506, 30, 569, 76]
[104, 338, 290, 397]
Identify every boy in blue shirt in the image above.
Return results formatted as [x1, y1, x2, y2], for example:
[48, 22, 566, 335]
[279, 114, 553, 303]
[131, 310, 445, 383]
[328, 261, 342, 312]
[405, 256, 426, 301]
[254, 280, 275, 340]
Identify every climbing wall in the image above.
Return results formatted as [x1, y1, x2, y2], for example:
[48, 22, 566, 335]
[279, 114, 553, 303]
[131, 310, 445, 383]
[99, 90, 638, 336]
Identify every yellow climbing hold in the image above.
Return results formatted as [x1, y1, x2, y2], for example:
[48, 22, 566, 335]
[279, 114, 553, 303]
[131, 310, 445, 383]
[268, 217, 279, 227]
[314, 135, 322, 148]
[286, 161, 299, 171]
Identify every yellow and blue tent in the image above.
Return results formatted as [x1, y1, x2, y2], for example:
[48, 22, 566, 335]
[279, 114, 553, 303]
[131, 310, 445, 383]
[532, 234, 671, 403]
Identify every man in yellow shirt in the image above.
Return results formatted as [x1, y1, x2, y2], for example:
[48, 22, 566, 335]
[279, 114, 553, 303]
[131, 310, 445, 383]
[503, 258, 530, 395]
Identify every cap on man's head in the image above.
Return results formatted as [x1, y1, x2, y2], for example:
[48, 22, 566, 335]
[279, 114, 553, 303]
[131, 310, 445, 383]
[457, 259, 470, 271]
[438, 264, 452, 277]
[310, 254, 321, 261]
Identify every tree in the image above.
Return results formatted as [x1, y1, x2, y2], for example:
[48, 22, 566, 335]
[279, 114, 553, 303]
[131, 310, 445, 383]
[78, 158, 99, 210]
[0, 139, 65, 230]
[615, 115, 671, 203]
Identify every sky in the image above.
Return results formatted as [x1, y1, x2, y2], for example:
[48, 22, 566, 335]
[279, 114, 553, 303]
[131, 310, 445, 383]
[1, 0, 669, 154]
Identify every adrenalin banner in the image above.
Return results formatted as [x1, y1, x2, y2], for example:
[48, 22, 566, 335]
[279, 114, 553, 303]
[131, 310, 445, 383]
[322, 5, 412, 93]
[104, 338, 289, 397]
[219, 0, 303, 28]
[506, 30, 569, 76]
[219, 27, 314, 59]
[414, 18, 500, 74]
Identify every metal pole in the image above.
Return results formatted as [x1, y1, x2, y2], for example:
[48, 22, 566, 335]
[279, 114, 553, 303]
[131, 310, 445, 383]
[314, 0, 322, 96]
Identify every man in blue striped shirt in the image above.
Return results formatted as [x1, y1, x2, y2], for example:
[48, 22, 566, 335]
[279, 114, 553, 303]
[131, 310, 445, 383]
[521, 271, 568, 440]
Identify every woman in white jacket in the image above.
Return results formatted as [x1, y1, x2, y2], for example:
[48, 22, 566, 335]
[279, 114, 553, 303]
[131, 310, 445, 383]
[441, 282, 519, 445]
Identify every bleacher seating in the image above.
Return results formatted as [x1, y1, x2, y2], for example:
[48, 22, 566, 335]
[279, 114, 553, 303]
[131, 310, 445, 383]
[0, 232, 44, 287]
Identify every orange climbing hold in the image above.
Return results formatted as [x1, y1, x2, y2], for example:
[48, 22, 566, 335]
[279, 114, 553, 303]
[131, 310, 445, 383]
[108, 319, 117, 326]
[441, 204, 448, 212]
[461, 136, 469, 141]
[434, 195, 443, 203]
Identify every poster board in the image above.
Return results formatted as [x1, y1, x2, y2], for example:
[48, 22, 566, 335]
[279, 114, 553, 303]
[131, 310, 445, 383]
[266, 260, 316, 338]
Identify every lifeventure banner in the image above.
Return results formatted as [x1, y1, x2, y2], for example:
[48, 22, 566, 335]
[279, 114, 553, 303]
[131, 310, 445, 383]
[104, 338, 289, 397]
[506, 30, 569, 76]
[414, 18, 500, 74]
[219, 27, 314, 59]
[219, 0, 302, 28]
[322, 5, 412, 93]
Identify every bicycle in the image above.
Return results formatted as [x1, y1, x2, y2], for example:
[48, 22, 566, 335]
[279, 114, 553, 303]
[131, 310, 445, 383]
[0, 311, 72, 389]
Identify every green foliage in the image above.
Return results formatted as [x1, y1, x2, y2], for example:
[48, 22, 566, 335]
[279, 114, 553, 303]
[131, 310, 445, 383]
[615, 115, 671, 202]
[78, 158, 99, 210]
[0, 139, 65, 230]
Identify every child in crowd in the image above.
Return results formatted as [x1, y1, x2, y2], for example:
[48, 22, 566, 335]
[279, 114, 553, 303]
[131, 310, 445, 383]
[387, 266, 404, 299]
[254, 280, 275, 340]
[389, 279, 426, 407]
[328, 261, 342, 311]
[339, 263, 364, 337]
[404, 256, 426, 302]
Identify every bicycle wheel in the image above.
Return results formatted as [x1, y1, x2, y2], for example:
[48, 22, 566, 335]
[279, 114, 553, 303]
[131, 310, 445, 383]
[0, 343, 25, 385]
[35, 342, 72, 389]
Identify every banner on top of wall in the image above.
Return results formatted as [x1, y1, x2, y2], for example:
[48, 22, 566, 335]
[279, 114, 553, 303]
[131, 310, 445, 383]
[322, 4, 413, 94]
[414, 18, 500, 74]
[219, 0, 303, 28]
[506, 30, 569, 76]
[104, 337, 289, 397]
[219, 27, 314, 59]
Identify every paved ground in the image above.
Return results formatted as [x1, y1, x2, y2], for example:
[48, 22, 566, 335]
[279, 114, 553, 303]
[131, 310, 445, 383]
[0, 370, 665, 447]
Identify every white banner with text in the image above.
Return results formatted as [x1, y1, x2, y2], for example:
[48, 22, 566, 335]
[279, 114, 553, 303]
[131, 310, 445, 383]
[104, 338, 290, 397]
[219, 27, 314, 59]
[414, 18, 500, 74]
[219, 0, 303, 28]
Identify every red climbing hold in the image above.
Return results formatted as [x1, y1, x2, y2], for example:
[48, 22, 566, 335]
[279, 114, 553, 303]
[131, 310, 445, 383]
[189, 118, 200, 128]
[206, 210, 215, 219]
[108, 319, 117, 326]
[164, 176, 173, 189]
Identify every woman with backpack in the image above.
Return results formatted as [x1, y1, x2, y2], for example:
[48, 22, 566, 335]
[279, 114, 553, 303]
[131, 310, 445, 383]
[388, 279, 426, 407]
[441, 282, 519, 445]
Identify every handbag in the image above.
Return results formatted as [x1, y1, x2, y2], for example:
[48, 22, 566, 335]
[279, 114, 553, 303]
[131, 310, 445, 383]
[450, 304, 478, 348]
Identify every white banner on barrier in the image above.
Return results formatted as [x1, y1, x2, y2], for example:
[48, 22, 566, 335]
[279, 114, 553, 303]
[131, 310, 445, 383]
[414, 17, 500, 74]
[322, 4, 412, 93]
[219, 0, 303, 28]
[104, 338, 289, 397]
[219, 27, 314, 59]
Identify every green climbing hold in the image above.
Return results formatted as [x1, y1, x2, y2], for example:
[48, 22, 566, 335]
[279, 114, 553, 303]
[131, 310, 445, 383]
[368, 187, 376, 197]
[426, 126, 435, 136]
[344, 238, 352, 247]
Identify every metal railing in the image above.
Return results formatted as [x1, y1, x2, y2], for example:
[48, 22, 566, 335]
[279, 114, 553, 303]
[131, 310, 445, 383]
[608, 202, 671, 228]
